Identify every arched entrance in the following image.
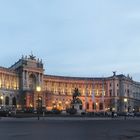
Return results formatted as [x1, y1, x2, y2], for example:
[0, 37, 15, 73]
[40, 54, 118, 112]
[5, 96, 9, 105]
[99, 102, 103, 110]
[12, 97, 17, 106]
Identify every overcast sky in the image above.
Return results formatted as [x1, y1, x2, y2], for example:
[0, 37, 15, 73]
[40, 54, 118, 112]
[0, 0, 140, 81]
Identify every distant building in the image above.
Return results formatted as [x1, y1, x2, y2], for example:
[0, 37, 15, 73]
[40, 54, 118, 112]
[0, 55, 140, 112]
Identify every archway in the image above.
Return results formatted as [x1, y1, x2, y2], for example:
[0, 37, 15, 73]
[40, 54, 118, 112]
[5, 96, 9, 105]
[12, 97, 17, 106]
[86, 102, 89, 110]
[99, 102, 103, 110]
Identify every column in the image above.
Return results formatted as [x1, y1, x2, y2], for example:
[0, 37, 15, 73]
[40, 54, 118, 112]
[22, 71, 25, 89]
[3, 95, 5, 106]
[33, 92, 37, 109]
[41, 74, 44, 90]
[0, 74, 1, 88]
[8, 75, 10, 89]
[26, 71, 29, 89]
[38, 73, 40, 86]
[42, 92, 46, 108]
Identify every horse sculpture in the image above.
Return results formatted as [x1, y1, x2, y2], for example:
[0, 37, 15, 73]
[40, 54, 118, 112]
[72, 88, 81, 104]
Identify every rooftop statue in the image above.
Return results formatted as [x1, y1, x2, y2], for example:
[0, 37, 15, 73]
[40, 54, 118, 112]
[29, 52, 36, 60]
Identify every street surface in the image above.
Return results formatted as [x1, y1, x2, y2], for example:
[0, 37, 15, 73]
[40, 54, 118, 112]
[0, 117, 140, 140]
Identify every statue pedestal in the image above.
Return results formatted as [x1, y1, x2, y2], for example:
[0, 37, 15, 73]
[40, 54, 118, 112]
[73, 103, 83, 114]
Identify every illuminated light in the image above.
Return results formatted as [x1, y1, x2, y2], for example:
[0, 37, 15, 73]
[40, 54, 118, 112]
[58, 101, 62, 104]
[124, 98, 128, 102]
[103, 91, 105, 96]
[17, 104, 19, 108]
[53, 105, 56, 108]
[65, 101, 69, 104]
[0, 96, 3, 100]
[106, 108, 109, 111]
[52, 101, 55, 104]
[36, 86, 41, 92]
[30, 104, 33, 107]
[96, 102, 98, 105]
[96, 90, 99, 96]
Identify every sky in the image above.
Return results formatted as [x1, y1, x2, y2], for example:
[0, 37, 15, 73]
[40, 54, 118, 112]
[0, 0, 140, 81]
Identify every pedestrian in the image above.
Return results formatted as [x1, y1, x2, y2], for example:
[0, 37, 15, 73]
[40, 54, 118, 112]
[112, 111, 114, 118]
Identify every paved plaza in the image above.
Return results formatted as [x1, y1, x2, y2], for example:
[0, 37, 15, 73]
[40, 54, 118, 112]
[0, 117, 140, 140]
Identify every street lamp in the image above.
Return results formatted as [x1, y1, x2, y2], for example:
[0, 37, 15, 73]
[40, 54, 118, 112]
[0, 95, 3, 107]
[0, 95, 3, 100]
[36, 86, 41, 92]
[124, 98, 128, 112]
[96, 102, 98, 112]
[36, 86, 41, 120]
[124, 98, 128, 120]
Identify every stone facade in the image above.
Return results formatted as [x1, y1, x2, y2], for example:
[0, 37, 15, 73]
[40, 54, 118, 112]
[0, 55, 140, 112]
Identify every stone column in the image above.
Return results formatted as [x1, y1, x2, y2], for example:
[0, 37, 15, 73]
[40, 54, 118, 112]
[26, 71, 29, 89]
[0, 73, 2, 88]
[33, 92, 37, 109]
[3, 74, 5, 88]
[41, 74, 44, 90]
[42, 92, 46, 108]
[2, 94, 5, 106]
[38, 73, 41, 86]
[22, 71, 25, 89]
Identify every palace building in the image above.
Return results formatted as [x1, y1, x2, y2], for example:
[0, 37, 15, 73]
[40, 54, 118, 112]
[0, 54, 140, 112]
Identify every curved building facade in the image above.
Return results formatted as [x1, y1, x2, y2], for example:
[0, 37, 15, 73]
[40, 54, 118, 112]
[0, 55, 140, 112]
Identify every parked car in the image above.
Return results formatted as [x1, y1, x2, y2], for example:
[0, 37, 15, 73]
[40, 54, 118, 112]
[134, 112, 140, 117]
[106, 112, 117, 117]
[126, 112, 134, 117]
[0, 110, 10, 117]
[114, 112, 117, 117]
[117, 112, 126, 116]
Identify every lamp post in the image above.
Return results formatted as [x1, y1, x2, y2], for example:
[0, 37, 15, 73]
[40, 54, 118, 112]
[96, 102, 98, 112]
[124, 98, 128, 112]
[124, 98, 128, 120]
[0, 95, 3, 108]
[36, 86, 41, 120]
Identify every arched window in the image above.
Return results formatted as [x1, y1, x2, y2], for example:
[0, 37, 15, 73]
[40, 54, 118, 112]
[12, 97, 17, 106]
[99, 103, 103, 110]
[79, 104, 83, 110]
[86, 103, 89, 110]
[5, 96, 9, 105]
[29, 74, 36, 90]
